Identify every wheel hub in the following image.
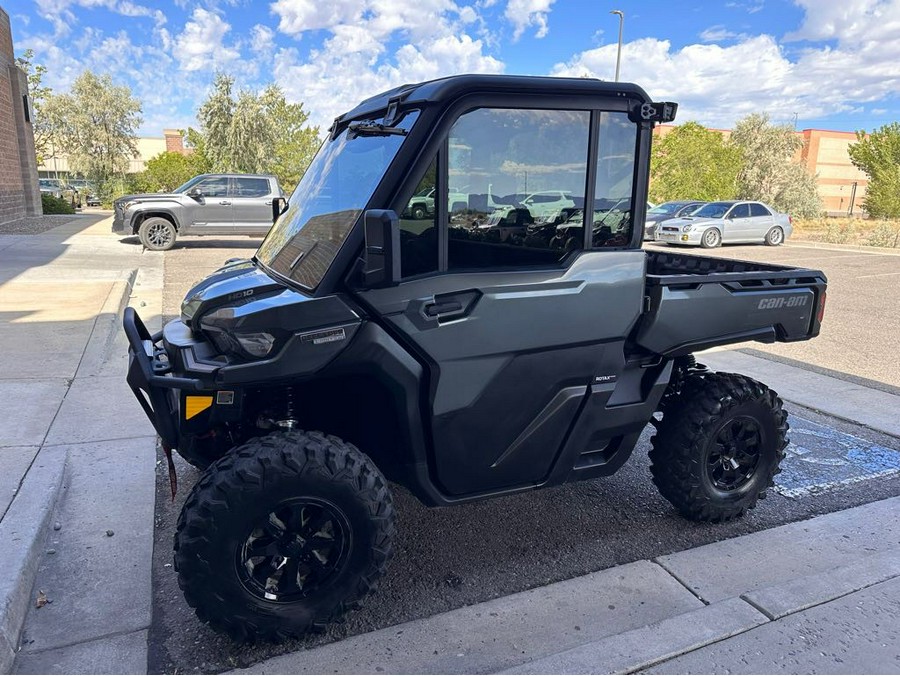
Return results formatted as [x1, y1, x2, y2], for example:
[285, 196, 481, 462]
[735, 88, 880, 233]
[236, 498, 350, 603]
[707, 416, 763, 491]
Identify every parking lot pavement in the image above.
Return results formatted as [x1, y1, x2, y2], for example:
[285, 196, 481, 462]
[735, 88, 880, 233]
[143, 236, 900, 673]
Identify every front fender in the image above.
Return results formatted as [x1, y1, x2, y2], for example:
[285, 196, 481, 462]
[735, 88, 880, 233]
[129, 204, 183, 233]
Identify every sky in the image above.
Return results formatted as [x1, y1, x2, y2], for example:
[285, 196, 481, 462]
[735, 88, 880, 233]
[9, 0, 900, 138]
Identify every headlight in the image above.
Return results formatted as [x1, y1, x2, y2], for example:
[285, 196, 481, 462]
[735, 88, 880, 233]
[682, 224, 693, 232]
[234, 332, 276, 358]
[123, 201, 138, 211]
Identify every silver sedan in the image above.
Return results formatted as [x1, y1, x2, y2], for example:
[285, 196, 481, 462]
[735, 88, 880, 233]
[655, 200, 792, 248]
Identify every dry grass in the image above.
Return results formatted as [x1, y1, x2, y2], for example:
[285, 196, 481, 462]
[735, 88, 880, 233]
[792, 217, 900, 248]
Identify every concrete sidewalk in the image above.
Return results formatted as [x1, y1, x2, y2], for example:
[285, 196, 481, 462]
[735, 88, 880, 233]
[0, 216, 162, 674]
[234, 497, 900, 675]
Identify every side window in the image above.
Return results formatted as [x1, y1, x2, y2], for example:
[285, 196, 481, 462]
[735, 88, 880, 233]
[730, 203, 751, 219]
[749, 203, 770, 217]
[399, 156, 438, 278]
[196, 177, 229, 198]
[447, 108, 590, 270]
[232, 177, 270, 198]
[593, 112, 637, 247]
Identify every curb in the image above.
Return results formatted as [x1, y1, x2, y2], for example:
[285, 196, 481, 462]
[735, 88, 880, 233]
[0, 446, 68, 674]
[787, 239, 900, 255]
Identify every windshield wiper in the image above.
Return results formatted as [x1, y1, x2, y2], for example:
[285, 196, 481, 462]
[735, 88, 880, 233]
[348, 121, 408, 138]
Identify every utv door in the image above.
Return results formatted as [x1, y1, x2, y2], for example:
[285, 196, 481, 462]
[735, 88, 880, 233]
[358, 105, 648, 496]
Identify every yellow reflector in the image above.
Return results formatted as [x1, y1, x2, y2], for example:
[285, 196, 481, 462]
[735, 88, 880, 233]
[185, 396, 213, 420]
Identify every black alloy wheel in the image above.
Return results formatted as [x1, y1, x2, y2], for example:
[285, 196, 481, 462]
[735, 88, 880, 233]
[706, 416, 762, 491]
[237, 498, 351, 603]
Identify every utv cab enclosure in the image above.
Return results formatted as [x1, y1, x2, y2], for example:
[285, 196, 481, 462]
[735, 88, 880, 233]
[124, 75, 827, 641]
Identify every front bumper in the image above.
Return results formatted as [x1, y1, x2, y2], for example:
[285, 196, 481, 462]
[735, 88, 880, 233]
[655, 229, 702, 246]
[124, 308, 242, 449]
[111, 204, 133, 234]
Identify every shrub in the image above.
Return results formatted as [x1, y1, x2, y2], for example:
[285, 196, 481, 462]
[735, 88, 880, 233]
[41, 192, 75, 215]
[866, 221, 900, 248]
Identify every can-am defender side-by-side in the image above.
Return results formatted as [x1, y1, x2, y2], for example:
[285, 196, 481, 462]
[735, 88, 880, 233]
[124, 75, 827, 641]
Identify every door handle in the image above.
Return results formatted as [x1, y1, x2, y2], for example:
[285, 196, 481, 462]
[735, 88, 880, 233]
[424, 300, 463, 317]
[219, 200, 232, 206]
[264, 200, 272, 206]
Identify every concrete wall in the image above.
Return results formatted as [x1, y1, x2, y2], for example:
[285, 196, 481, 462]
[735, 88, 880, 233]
[0, 5, 41, 225]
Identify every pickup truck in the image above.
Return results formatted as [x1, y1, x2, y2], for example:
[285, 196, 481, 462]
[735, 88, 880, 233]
[123, 74, 827, 642]
[112, 173, 283, 250]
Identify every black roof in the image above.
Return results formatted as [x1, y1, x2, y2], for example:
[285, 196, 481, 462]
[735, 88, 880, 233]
[336, 74, 653, 127]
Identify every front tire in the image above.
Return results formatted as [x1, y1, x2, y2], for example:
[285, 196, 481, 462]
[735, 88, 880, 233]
[174, 430, 394, 642]
[411, 205, 426, 220]
[765, 226, 784, 246]
[139, 217, 177, 251]
[649, 372, 788, 523]
[700, 228, 721, 248]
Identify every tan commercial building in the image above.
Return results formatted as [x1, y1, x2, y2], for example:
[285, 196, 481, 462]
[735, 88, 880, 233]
[38, 128, 186, 178]
[0, 6, 41, 226]
[654, 124, 868, 216]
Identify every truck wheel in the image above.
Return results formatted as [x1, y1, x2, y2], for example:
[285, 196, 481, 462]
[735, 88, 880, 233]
[174, 430, 394, 642]
[412, 204, 426, 220]
[139, 217, 177, 251]
[700, 228, 721, 248]
[765, 226, 784, 246]
[649, 372, 788, 523]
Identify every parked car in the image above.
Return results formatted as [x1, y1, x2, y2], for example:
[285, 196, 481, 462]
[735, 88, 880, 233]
[402, 186, 469, 219]
[655, 200, 791, 248]
[111, 174, 284, 251]
[643, 200, 706, 240]
[67, 179, 100, 207]
[519, 190, 576, 222]
[39, 178, 78, 208]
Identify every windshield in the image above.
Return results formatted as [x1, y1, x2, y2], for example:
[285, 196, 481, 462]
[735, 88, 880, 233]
[692, 202, 732, 218]
[40, 179, 61, 187]
[173, 175, 206, 194]
[648, 202, 682, 215]
[256, 111, 419, 290]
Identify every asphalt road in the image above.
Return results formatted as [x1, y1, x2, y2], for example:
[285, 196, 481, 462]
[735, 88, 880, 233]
[147, 235, 900, 674]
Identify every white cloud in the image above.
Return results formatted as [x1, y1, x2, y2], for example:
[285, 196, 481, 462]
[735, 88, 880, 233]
[699, 25, 747, 42]
[173, 7, 240, 71]
[250, 24, 275, 54]
[32, 0, 166, 36]
[270, 0, 367, 34]
[785, 0, 900, 42]
[553, 22, 900, 131]
[504, 0, 555, 39]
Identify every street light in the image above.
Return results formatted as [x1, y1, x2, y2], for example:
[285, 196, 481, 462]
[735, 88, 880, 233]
[610, 10, 624, 82]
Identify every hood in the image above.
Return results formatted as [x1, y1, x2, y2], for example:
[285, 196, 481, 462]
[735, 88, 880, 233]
[180, 260, 286, 330]
[659, 216, 720, 229]
[114, 192, 184, 205]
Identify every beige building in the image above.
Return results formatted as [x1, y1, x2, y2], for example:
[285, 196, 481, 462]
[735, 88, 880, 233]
[38, 128, 186, 178]
[654, 124, 868, 216]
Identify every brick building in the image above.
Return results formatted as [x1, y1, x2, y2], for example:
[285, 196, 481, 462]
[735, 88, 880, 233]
[38, 128, 186, 177]
[0, 5, 41, 226]
[654, 124, 868, 216]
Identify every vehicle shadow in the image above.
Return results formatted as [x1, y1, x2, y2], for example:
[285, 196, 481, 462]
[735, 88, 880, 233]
[116, 236, 262, 250]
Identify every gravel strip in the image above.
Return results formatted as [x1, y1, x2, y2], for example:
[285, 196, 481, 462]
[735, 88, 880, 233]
[0, 214, 84, 235]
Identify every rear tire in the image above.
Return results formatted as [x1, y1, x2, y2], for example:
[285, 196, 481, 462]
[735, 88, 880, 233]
[174, 430, 394, 642]
[412, 205, 426, 220]
[649, 372, 788, 522]
[765, 226, 784, 246]
[700, 228, 721, 248]
[139, 217, 177, 251]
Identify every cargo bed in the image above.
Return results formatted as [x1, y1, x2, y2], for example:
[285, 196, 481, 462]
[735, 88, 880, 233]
[634, 250, 827, 356]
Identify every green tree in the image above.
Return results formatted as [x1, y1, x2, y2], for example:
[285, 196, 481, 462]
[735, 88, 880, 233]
[143, 148, 211, 192]
[196, 73, 320, 191]
[650, 122, 742, 202]
[848, 122, 900, 218]
[730, 113, 822, 217]
[14, 49, 55, 165]
[50, 71, 142, 191]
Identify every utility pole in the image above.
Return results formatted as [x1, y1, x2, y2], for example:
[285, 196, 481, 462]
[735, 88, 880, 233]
[610, 10, 624, 82]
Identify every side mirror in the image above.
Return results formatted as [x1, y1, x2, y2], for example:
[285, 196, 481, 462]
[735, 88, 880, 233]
[187, 187, 202, 199]
[362, 209, 400, 288]
[271, 196, 289, 224]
